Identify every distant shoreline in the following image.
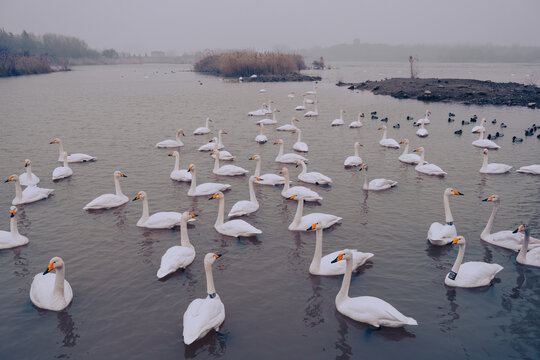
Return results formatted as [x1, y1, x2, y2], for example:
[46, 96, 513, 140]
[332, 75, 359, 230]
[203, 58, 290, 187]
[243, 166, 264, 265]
[338, 78, 540, 108]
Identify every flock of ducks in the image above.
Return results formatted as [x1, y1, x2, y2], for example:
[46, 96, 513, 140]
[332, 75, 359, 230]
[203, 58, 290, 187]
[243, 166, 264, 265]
[2, 86, 539, 346]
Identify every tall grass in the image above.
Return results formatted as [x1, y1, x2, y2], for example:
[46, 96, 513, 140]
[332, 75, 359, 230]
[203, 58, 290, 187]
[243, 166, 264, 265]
[0, 53, 51, 77]
[194, 51, 306, 77]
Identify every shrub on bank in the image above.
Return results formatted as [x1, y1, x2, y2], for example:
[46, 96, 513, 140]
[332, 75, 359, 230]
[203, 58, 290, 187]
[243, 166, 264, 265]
[0, 53, 51, 77]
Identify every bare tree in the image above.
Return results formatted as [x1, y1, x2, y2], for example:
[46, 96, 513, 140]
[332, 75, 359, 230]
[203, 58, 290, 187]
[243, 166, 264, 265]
[409, 55, 419, 79]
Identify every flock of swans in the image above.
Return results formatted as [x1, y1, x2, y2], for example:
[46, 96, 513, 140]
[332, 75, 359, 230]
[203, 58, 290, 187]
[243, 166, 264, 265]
[2, 86, 539, 347]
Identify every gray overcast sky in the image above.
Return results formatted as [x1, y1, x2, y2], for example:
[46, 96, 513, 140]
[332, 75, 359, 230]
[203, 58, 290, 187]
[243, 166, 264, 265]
[1, 0, 540, 54]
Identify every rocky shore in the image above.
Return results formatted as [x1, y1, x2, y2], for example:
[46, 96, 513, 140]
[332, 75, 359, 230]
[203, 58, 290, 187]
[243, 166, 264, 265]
[338, 78, 540, 108]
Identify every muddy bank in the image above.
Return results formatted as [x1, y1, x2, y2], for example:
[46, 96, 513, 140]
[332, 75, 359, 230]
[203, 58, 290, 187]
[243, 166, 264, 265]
[239, 73, 321, 82]
[338, 78, 540, 108]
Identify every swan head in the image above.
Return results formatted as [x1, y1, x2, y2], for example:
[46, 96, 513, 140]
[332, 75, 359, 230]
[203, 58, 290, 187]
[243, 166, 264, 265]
[274, 109, 280, 113]
[378, 126, 387, 130]
[132, 191, 147, 201]
[43, 256, 65, 275]
[295, 159, 305, 167]
[249, 175, 262, 182]
[306, 222, 323, 231]
[412, 147, 424, 153]
[177, 129, 185, 136]
[359, 112, 365, 118]
[445, 188, 464, 196]
[286, 194, 299, 200]
[187, 164, 195, 172]
[426, 110, 431, 116]
[219, 130, 227, 135]
[49, 138, 61, 144]
[4, 174, 19, 183]
[114, 171, 127, 178]
[483, 148, 488, 155]
[451, 236, 465, 245]
[472, 129, 480, 134]
[482, 194, 500, 203]
[399, 139, 409, 144]
[206, 117, 212, 122]
[168, 151, 179, 158]
[209, 137, 218, 143]
[274, 139, 283, 145]
[24, 159, 30, 167]
[208, 191, 224, 200]
[293, 117, 299, 122]
[331, 250, 355, 263]
[279, 167, 289, 175]
[204, 253, 222, 265]
[513, 224, 529, 234]
[182, 211, 197, 221]
[359, 164, 368, 172]
[10, 206, 17, 218]
[249, 155, 260, 161]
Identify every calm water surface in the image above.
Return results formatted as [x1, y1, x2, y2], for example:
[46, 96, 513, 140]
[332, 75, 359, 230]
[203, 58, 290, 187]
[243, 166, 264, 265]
[0, 63, 539, 359]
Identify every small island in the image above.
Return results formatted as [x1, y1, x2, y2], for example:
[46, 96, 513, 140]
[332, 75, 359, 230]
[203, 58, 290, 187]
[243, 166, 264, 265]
[338, 78, 540, 108]
[194, 50, 321, 82]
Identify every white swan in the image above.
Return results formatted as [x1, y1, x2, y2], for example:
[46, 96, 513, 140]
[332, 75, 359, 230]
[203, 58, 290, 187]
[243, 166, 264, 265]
[516, 164, 540, 175]
[416, 121, 428, 137]
[19, 159, 40, 186]
[198, 136, 221, 152]
[183, 253, 225, 345]
[156, 129, 184, 148]
[5, 174, 53, 205]
[133, 191, 195, 229]
[378, 126, 400, 148]
[50, 138, 96, 162]
[210, 133, 235, 161]
[287, 195, 341, 231]
[52, 152, 73, 180]
[280, 167, 322, 201]
[398, 139, 422, 165]
[472, 128, 500, 149]
[480, 148, 512, 174]
[359, 164, 397, 191]
[169, 151, 192, 182]
[288, 92, 295, 99]
[212, 151, 248, 176]
[332, 250, 418, 327]
[264, 100, 273, 114]
[303, 101, 319, 117]
[331, 109, 345, 126]
[292, 128, 309, 152]
[274, 139, 308, 164]
[428, 188, 463, 245]
[277, 117, 299, 131]
[307, 223, 373, 276]
[30, 257, 73, 311]
[249, 155, 287, 185]
[514, 225, 540, 267]
[248, 103, 268, 116]
[187, 164, 231, 196]
[415, 110, 431, 125]
[344, 142, 363, 167]
[255, 123, 268, 143]
[413, 147, 447, 176]
[481, 195, 540, 250]
[228, 175, 261, 217]
[295, 96, 307, 111]
[305, 90, 317, 95]
[445, 236, 503, 287]
[193, 118, 212, 135]
[83, 171, 128, 210]
[257, 108, 279, 125]
[296, 159, 332, 185]
[157, 212, 197, 278]
[0, 206, 29, 249]
[471, 117, 486, 133]
[210, 192, 262, 237]
[349, 113, 364, 128]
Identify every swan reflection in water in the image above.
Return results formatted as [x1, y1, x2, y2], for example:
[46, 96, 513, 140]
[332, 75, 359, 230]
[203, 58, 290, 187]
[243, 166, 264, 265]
[304, 275, 324, 328]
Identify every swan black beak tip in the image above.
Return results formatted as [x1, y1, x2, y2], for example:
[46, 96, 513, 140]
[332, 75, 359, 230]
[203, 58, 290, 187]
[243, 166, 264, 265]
[331, 259, 338, 263]
[43, 268, 51, 275]
[512, 228, 519, 233]
[482, 198, 488, 201]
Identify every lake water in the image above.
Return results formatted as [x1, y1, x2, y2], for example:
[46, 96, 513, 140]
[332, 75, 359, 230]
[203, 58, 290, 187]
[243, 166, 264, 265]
[0, 62, 539, 359]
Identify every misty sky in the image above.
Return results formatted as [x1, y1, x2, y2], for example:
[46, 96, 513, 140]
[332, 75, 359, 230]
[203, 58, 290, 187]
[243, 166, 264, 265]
[1, 0, 539, 54]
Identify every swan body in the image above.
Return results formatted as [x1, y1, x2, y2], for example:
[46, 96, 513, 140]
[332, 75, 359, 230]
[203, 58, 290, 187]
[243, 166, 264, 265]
[480, 148, 512, 174]
[249, 155, 287, 185]
[19, 159, 40, 186]
[287, 195, 341, 231]
[398, 139, 422, 164]
[344, 142, 363, 167]
[157, 212, 197, 278]
[292, 129, 309, 152]
[30, 257, 73, 311]
[277, 117, 299, 131]
[280, 167, 322, 201]
[378, 126, 400, 148]
[52, 152, 73, 180]
[83, 171, 128, 210]
[472, 128, 500, 149]
[193, 118, 212, 135]
[349, 113, 364, 128]
[156, 129, 184, 147]
[331, 109, 345, 126]
[169, 151, 192, 182]
[133, 191, 195, 229]
[303, 101, 319, 117]
[471, 118, 486, 133]
[415, 110, 431, 125]
[209, 134, 235, 161]
[288, 92, 295, 98]
[255, 123, 268, 143]
[359, 164, 397, 191]
[517, 165, 540, 175]
[183, 253, 225, 345]
[0, 206, 29, 249]
[198, 135, 223, 152]
[50, 138, 96, 162]
[308, 223, 373, 276]
[5, 174, 53, 205]
[210, 192, 261, 237]
[212, 151, 248, 176]
[481, 195, 540, 250]
[416, 121, 429, 137]
[333, 250, 417, 327]
[257, 108, 279, 125]
[228, 176, 261, 217]
[428, 188, 463, 245]
[295, 97, 307, 111]
[514, 225, 540, 267]
[296, 160, 331, 185]
[413, 147, 446, 176]
[187, 164, 230, 196]
[445, 236, 503, 287]
[274, 139, 308, 164]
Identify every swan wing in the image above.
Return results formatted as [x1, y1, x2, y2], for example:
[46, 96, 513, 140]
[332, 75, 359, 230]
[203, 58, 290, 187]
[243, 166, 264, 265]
[52, 166, 73, 180]
[484, 163, 512, 173]
[18, 185, 54, 204]
[0, 231, 29, 249]
[156, 139, 183, 148]
[30, 273, 73, 311]
[339, 296, 417, 327]
[331, 119, 344, 126]
[215, 165, 248, 176]
[344, 156, 362, 167]
[446, 262, 503, 287]
[379, 139, 400, 148]
[141, 212, 183, 229]
[217, 219, 262, 237]
[517, 165, 540, 174]
[228, 200, 259, 217]
[194, 183, 231, 196]
[255, 135, 268, 143]
[282, 186, 322, 201]
[399, 153, 421, 164]
[183, 296, 225, 345]
[170, 170, 192, 182]
[368, 178, 397, 190]
[19, 173, 40, 186]
[317, 250, 373, 275]
[157, 246, 195, 278]
[292, 213, 341, 231]
[83, 194, 128, 210]
[416, 163, 446, 175]
[428, 223, 456, 243]
[67, 153, 96, 162]
[256, 174, 286, 185]
[198, 143, 215, 151]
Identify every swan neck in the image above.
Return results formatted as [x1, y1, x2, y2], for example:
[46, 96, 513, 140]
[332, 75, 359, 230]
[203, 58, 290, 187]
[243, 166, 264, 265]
[451, 242, 466, 274]
[180, 216, 191, 247]
[10, 215, 19, 235]
[296, 129, 302, 142]
[259, 125, 264, 136]
[218, 132, 223, 147]
[443, 193, 453, 223]
[139, 196, 150, 223]
[337, 257, 353, 303]
[26, 165, 32, 177]
[420, 150, 425, 164]
[14, 179, 23, 201]
[63, 155, 69, 167]
[189, 168, 197, 193]
[114, 174, 124, 196]
[481, 153, 488, 170]
[248, 178, 258, 204]
[204, 261, 216, 295]
[57, 141, 65, 158]
[300, 162, 307, 175]
[176, 132, 180, 142]
[272, 111, 276, 121]
[215, 196, 225, 227]
[354, 144, 359, 157]
[292, 198, 304, 224]
[482, 202, 498, 237]
[402, 142, 410, 156]
[213, 152, 220, 172]
[517, 229, 530, 262]
[310, 228, 323, 272]
[205, 118, 210, 128]
[254, 158, 261, 177]
[174, 154, 180, 171]
[382, 128, 387, 140]
[282, 170, 290, 191]
[363, 170, 369, 190]
[278, 142, 284, 158]
[53, 266, 66, 299]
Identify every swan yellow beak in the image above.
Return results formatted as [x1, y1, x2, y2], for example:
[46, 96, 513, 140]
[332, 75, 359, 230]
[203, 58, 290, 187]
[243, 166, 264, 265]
[513, 225, 524, 233]
[331, 254, 344, 263]
[214, 254, 222, 259]
[452, 190, 464, 195]
[222, 131, 227, 134]
[451, 237, 460, 245]
[287, 195, 296, 200]
[188, 166, 192, 172]
[181, 130, 185, 136]
[482, 196, 494, 202]
[4, 176, 13, 183]
[208, 193, 219, 200]
[10, 209, 15, 217]
[168, 152, 174, 156]
[255, 177, 262, 181]
[25, 161, 29, 167]
[293, 118, 299, 121]
[473, 130, 479, 133]
[119, 172, 127, 178]
[413, 148, 420, 152]
[49, 140, 56, 144]
[378, 127, 383, 130]
[43, 262, 54, 275]
[132, 194, 141, 201]
[306, 223, 317, 231]
[189, 212, 197, 218]
[249, 156, 256, 160]
[483, 149, 488, 154]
